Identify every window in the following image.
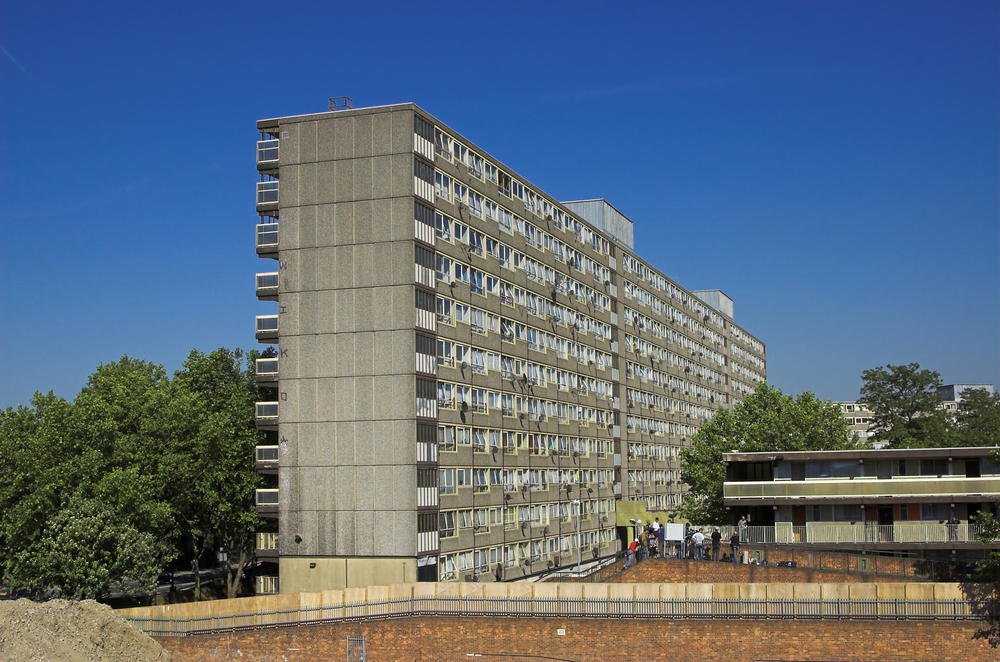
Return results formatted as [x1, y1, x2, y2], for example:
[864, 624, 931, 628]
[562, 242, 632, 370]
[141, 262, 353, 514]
[437, 382, 454, 409]
[435, 171, 452, 199]
[439, 511, 456, 537]
[497, 170, 511, 197]
[434, 129, 452, 159]
[436, 297, 453, 324]
[439, 554, 457, 580]
[438, 425, 456, 451]
[470, 269, 484, 296]
[920, 459, 948, 476]
[921, 503, 950, 521]
[468, 152, 484, 179]
[435, 212, 453, 241]
[833, 505, 862, 522]
[468, 190, 484, 218]
[456, 468, 472, 488]
[437, 339, 454, 367]
[472, 428, 487, 453]
[439, 468, 456, 495]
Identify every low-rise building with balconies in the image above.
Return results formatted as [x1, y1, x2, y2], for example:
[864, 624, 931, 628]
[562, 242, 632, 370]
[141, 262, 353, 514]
[723, 446, 1000, 555]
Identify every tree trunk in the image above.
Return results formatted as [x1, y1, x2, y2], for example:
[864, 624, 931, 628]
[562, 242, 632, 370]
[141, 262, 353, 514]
[191, 538, 202, 601]
[226, 548, 248, 599]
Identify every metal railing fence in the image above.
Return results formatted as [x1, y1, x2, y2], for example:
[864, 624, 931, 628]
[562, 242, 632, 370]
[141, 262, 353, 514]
[688, 523, 988, 545]
[126, 595, 978, 637]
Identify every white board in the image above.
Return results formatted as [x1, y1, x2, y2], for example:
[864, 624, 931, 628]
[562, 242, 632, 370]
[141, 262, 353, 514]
[664, 523, 686, 542]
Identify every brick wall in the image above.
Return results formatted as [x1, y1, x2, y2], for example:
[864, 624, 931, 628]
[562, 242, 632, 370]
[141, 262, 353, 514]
[157, 616, 992, 662]
[612, 558, 917, 583]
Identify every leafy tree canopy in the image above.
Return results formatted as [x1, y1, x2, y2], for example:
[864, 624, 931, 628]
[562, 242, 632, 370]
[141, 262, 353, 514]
[678, 382, 854, 524]
[0, 349, 265, 601]
[951, 388, 1000, 448]
[859, 363, 948, 448]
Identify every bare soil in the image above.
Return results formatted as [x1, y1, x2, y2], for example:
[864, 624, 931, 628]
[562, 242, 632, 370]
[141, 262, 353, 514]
[0, 598, 170, 662]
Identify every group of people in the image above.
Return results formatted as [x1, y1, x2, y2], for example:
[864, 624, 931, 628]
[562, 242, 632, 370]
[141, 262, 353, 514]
[624, 518, 667, 568]
[688, 527, 742, 562]
[625, 516, 752, 568]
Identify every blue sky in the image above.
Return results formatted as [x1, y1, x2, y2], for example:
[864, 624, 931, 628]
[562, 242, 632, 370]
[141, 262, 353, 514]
[1, 1, 997, 408]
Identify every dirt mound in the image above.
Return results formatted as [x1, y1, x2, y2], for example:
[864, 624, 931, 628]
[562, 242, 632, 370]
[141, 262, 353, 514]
[0, 598, 170, 662]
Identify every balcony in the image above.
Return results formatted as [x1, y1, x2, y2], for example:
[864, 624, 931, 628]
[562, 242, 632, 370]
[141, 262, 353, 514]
[257, 139, 279, 171]
[255, 358, 278, 387]
[724, 476, 1000, 505]
[256, 222, 278, 257]
[256, 315, 278, 343]
[255, 445, 279, 473]
[256, 180, 279, 212]
[256, 272, 278, 301]
[256, 532, 279, 558]
[255, 576, 279, 594]
[255, 489, 278, 517]
[691, 523, 992, 549]
[255, 402, 278, 431]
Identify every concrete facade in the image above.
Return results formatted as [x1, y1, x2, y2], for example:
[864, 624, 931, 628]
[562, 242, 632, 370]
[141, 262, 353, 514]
[253, 103, 767, 592]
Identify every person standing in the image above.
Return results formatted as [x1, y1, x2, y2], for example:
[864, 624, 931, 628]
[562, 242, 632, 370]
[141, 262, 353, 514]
[730, 531, 741, 563]
[625, 538, 638, 568]
[693, 529, 705, 560]
[947, 515, 960, 542]
[738, 515, 747, 543]
[711, 528, 722, 561]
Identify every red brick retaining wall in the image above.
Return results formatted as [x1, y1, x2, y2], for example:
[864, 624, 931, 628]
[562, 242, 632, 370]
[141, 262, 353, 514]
[157, 616, 993, 662]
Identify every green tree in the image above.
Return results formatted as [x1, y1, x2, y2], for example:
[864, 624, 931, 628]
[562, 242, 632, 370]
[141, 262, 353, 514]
[0, 350, 265, 601]
[0, 358, 181, 598]
[951, 388, 1000, 447]
[859, 363, 947, 448]
[678, 383, 854, 524]
[170, 348, 265, 599]
[7, 495, 160, 599]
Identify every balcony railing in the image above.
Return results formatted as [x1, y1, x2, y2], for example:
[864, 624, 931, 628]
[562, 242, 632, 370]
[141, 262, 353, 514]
[688, 523, 990, 546]
[256, 532, 279, 559]
[257, 139, 279, 165]
[256, 272, 278, 300]
[254, 576, 279, 594]
[255, 402, 278, 431]
[255, 358, 278, 385]
[255, 315, 278, 342]
[255, 489, 278, 516]
[256, 181, 279, 206]
[724, 476, 1000, 503]
[255, 445, 279, 473]
[256, 223, 278, 255]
